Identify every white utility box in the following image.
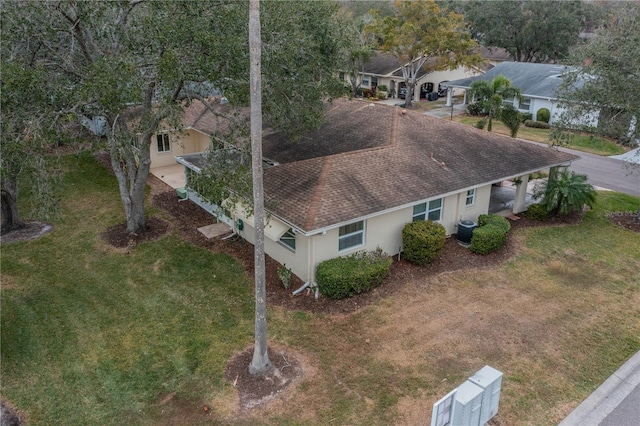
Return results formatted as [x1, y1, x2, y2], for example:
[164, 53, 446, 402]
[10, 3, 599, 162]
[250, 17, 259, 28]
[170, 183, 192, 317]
[452, 380, 483, 426]
[467, 365, 503, 425]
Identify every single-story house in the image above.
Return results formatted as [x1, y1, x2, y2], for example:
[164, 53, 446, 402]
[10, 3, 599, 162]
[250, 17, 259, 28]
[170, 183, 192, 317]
[341, 51, 487, 100]
[174, 98, 578, 285]
[443, 62, 579, 123]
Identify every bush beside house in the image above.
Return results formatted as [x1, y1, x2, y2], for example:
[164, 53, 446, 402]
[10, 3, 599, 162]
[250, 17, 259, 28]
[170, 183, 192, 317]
[402, 220, 446, 266]
[470, 214, 511, 254]
[316, 248, 392, 299]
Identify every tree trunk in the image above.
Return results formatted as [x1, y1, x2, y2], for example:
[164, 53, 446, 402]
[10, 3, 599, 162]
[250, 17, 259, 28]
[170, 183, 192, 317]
[107, 131, 150, 235]
[248, 0, 271, 376]
[1, 176, 24, 235]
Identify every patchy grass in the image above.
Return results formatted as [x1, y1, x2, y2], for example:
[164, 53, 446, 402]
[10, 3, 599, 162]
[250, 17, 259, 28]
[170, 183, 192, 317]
[453, 115, 626, 156]
[2, 154, 639, 425]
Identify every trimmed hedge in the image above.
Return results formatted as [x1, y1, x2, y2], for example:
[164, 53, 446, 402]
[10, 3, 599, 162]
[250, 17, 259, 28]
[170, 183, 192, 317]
[316, 248, 392, 299]
[519, 112, 533, 123]
[536, 107, 551, 123]
[524, 119, 551, 129]
[521, 203, 550, 221]
[470, 214, 511, 255]
[467, 102, 485, 116]
[402, 220, 446, 266]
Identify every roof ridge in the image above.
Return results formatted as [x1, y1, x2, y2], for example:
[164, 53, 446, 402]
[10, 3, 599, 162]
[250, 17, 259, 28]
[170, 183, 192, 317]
[304, 156, 332, 230]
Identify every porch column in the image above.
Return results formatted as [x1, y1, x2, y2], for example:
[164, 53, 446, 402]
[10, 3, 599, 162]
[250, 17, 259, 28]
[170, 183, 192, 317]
[446, 88, 453, 107]
[463, 89, 468, 105]
[512, 175, 531, 214]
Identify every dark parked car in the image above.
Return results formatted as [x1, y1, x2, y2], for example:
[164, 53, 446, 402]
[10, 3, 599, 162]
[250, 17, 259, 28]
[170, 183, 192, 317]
[398, 87, 407, 99]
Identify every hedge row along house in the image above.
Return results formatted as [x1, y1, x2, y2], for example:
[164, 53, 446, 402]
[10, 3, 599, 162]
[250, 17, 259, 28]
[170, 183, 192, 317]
[163, 97, 577, 285]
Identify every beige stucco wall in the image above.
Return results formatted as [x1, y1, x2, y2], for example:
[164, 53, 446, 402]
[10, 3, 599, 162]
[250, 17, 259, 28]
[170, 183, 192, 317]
[210, 184, 494, 284]
[151, 130, 210, 167]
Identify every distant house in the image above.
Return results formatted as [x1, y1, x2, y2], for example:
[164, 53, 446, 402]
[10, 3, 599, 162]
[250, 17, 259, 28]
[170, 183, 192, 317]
[175, 98, 578, 284]
[341, 51, 486, 100]
[444, 62, 579, 123]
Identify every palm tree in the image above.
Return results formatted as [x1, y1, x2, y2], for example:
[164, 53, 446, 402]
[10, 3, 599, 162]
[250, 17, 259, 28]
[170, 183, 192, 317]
[533, 169, 597, 215]
[469, 75, 523, 136]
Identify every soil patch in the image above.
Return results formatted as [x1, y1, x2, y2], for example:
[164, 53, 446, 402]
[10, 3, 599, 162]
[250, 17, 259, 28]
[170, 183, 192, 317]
[224, 347, 306, 411]
[101, 216, 170, 248]
[0, 222, 53, 245]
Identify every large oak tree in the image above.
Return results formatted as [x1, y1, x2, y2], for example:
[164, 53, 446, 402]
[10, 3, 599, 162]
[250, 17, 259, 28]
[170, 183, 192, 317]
[370, 0, 481, 107]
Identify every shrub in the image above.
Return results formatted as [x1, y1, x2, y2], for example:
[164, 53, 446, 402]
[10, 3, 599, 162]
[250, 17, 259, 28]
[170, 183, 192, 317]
[277, 264, 292, 289]
[467, 102, 485, 116]
[475, 119, 487, 130]
[377, 91, 387, 100]
[533, 170, 597, 215]
[316, 248, 392, 299]
[519, 112, 533, 123]
[521, 203, 550, 221]
[377, 85, 388, 92]
[402, 220, 446, 266]
[470, 214, 511, 255]
[524, 120, 551, 129]
[536, 107, 551, 123]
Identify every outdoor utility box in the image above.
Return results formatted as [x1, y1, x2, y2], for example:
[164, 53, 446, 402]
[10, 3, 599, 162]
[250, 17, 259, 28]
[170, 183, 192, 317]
[452, 380, 483, 426]
[467, 365, 503, 425]
[456, 220, 477, 245]
[176, 187, 187, 200]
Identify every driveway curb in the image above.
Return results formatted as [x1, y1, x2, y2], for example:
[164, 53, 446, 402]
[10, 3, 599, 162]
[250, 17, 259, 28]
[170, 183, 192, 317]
[559, 350, 640, 425]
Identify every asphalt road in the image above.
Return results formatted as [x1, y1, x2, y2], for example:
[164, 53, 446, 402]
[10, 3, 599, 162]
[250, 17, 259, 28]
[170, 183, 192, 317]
[563, 147, 640, 197]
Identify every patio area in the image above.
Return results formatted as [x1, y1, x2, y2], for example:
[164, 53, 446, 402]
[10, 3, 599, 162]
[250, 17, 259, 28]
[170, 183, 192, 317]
[489, 180, 540, 215]
[150, 164, 185, 189]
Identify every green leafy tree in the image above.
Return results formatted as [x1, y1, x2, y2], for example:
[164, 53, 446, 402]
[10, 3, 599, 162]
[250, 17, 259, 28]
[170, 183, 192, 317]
[3, 0, 247, 235]
[468, 75, 523, 136]
[0, 59, 63, 234]
[455, 0, 589, 63]
[553, 4, 640, 147]
[370, 0, 481, 107]
[533, 170, 597, 216]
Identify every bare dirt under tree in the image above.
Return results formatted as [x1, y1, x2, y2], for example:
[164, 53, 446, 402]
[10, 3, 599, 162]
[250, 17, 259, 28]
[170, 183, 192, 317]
[1, 153, 639, 420]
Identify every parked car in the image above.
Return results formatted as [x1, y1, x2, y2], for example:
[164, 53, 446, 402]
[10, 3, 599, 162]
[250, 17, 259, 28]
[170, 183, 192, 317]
[438, 81, 449, 97]
[398, 87, 407, 99]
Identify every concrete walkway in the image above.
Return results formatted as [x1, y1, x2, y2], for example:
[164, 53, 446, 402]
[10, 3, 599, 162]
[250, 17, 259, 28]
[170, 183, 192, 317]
[559, 351, 640, 426]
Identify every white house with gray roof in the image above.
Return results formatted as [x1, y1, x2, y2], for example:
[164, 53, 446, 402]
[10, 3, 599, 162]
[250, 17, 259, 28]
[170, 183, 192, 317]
[444, 62, 580, 123]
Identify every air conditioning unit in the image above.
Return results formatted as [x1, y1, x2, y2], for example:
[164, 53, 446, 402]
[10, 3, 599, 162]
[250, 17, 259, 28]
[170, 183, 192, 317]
[457, 220, 477, 245]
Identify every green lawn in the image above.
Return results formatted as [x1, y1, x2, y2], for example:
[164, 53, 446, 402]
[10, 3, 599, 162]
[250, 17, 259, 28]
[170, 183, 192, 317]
[453, 115, 627, 156]
[2, 152, 639, 425]
[1, 153, 254, 425]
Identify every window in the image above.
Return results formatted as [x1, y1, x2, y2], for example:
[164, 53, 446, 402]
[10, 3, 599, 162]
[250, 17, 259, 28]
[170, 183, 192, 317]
[156, 133, 171, 153]
[338, 221, 364, 251]
[519, 97, 531, 111]
[412, 198, 443, 222]
[371, 76, 378, 88]
[362, 74, 370, 87]
[339, 72, 345, 81]
[466, 189, 476, 206]
[279, 228, 296, 251]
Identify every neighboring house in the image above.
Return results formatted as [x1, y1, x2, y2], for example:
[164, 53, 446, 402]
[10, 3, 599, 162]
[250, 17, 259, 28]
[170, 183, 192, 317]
[341, 51, 486, 100]
[444, 62, 580, 123]
[175, 98, 578, 285]
[478, 46, 514, 68]
[149, 97, 233, 168]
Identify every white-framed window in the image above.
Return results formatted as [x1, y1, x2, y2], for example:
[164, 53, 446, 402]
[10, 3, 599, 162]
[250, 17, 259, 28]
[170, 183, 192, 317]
[466, 189, 476, 206]
[362, 74, 370, 87]
[156, 133, 171, 153]
[519, 97, 531, 111]
[338, 221, 364, 251]
[412, 198, 443, 222]
[279, 228, 296, 251]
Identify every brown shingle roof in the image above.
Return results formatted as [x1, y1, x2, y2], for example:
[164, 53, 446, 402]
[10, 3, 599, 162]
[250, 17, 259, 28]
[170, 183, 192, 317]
[263, 98, 577, 232]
